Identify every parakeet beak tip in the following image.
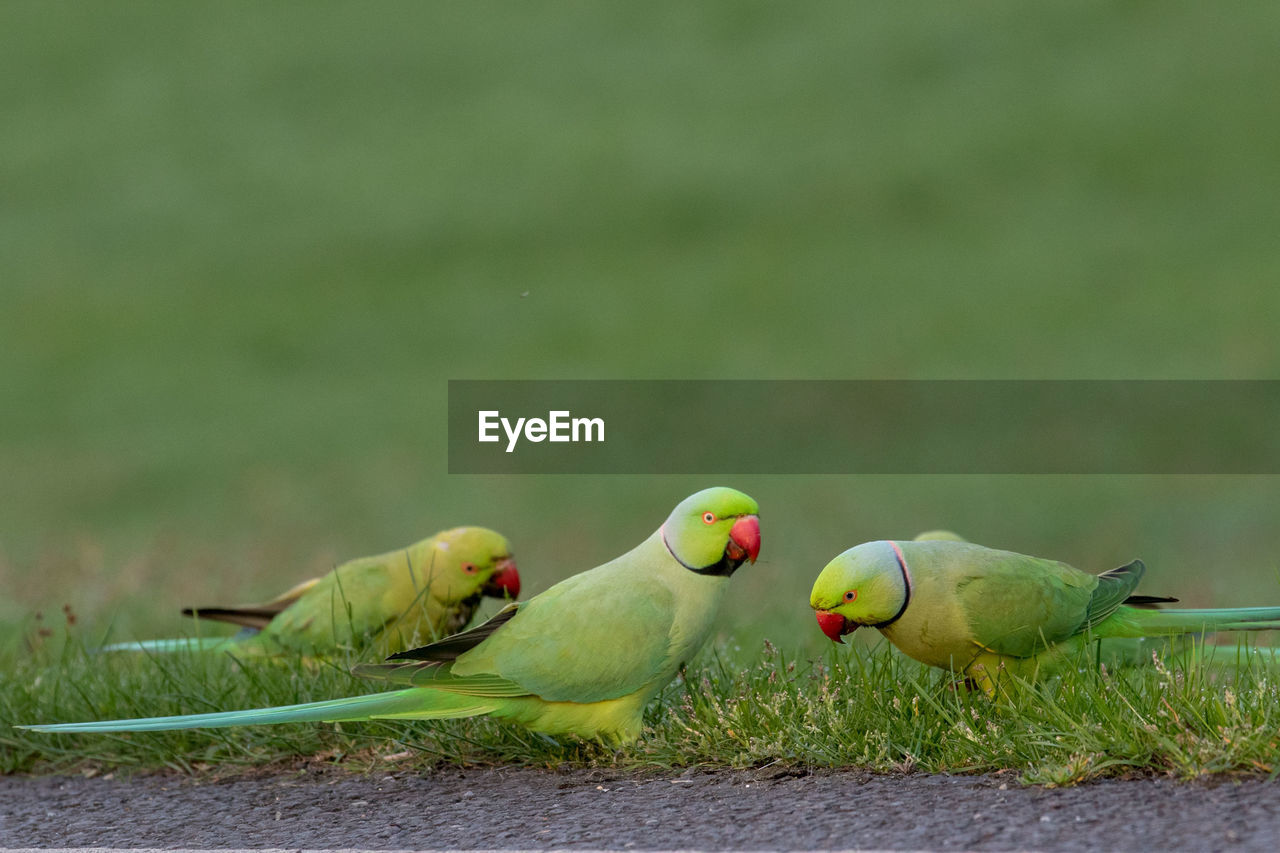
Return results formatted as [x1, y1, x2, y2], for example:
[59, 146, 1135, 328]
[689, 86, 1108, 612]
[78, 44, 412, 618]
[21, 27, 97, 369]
[815, 609, 854, 644]
[727, 515, 761, 564]
[484, 558, 521, 599]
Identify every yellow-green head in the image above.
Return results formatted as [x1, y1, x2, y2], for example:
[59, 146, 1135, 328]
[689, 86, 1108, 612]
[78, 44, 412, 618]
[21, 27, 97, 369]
[661, 486, 761, 577]
[810, 540, 910, 642]
[420, 526, 521, 603]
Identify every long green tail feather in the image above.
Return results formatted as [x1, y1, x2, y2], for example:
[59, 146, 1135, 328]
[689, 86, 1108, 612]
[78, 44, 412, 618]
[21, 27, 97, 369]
[1108, 605, 1280, 638]
[98, 637, 239, 654]
[20, 687, 499, 734]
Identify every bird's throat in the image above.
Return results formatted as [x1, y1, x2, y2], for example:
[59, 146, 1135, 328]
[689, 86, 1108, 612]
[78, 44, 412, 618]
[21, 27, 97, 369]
[662, 529, 743, 577]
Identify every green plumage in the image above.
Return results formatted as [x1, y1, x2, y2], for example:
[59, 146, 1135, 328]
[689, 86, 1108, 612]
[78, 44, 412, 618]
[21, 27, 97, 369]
[101, 526, 518, 658]
[99, 637, 243, 655]
[25, 487, 761, 743]
[812, 539, 1280, 691]
[909, 529, 1189, 668]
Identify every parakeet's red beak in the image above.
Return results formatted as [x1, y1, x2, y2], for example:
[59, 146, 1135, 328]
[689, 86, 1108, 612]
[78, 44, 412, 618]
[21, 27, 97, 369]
[726, 515, 761, 564]
[815, 609, 855, 644]
[483, 558, 521, 599]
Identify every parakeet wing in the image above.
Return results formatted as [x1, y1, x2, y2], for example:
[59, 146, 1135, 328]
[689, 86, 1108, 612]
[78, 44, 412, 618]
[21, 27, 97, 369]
[359, 569, 679, 705]
[263, 560, 408, 646]
[353, 659, 531, 697]
[1084, 559, 1148, 628]
[182, 577, 323, 630]
[457, 566, 678, 703]
[955, 553, 1100, 659]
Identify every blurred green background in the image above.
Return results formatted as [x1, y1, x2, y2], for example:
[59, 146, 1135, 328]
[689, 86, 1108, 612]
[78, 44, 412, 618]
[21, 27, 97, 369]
[3, 2, 1279, 654]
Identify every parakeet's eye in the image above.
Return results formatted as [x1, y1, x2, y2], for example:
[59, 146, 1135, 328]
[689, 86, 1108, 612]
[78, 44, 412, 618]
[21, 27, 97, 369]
[843, 590, 857, 602]
[702, 512, 716, 524]
[462, 563, 478, 574]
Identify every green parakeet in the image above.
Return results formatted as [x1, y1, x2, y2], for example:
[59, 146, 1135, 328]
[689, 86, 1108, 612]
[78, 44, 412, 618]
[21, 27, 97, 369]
[102, 527, 520, 657]
[25, 487, 761, 744]
[906, 530, 1183, 668]
[811, 539, 1280, 692]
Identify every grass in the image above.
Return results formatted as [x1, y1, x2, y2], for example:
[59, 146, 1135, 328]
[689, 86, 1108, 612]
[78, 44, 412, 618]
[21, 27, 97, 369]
[6, 624, 1280, 786]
